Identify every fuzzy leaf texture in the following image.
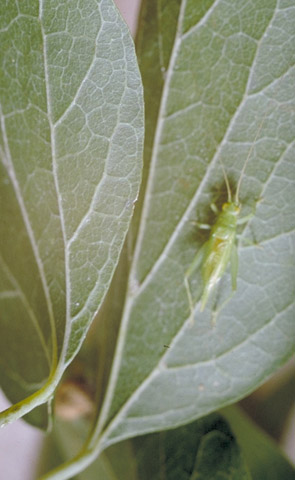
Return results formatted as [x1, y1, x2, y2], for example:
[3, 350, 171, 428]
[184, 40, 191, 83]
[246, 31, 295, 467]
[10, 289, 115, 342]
[96, 0, 295, 446]
[0, 0, 143, 427]
[40, 0, 295, 478]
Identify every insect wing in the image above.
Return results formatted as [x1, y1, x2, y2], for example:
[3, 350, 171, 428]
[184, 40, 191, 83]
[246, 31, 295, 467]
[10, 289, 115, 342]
[200, 223, 236, 310]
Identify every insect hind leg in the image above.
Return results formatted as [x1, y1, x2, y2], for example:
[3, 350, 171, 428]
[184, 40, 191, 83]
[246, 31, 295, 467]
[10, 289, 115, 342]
[184, 276, 195, 325]
[230, 243, 238, 290]
[184, 244, 206, 324]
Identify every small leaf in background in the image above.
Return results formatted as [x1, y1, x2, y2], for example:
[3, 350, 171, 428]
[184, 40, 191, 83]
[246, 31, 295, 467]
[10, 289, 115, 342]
[192, 430, 251, 480]
[133, 414, 252, 480]
[0, 0, 143, 427]
[239, 359, 295, 441]
[222, 406, 295, 480]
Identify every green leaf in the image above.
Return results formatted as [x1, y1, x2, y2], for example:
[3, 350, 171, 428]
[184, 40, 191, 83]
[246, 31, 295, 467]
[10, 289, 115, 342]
[0, 0, 143, 427]
[133, 414, 251, 480]
[97, 0, 295, 444]
[192, 430, 251, 480]
[38, 407, 295, 479]
[39, 413, 252, 480]
[38, 418, 138, 480]
[39, 0, 295, 478]
[221, 406, 295, 480]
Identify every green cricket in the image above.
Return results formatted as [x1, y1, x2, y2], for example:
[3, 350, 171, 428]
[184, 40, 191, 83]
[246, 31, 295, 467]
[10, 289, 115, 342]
[185, 116, 266, 317]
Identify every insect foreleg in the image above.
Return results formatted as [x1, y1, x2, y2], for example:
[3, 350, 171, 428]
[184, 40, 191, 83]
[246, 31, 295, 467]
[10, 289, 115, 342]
[237, 235, 257, 246]
[210, 202, 219, 215]
[237, 201, 257, 225]
[237, 212, 254, 225]
[192, 203, 219, 230]
[195, 222, 211, 230]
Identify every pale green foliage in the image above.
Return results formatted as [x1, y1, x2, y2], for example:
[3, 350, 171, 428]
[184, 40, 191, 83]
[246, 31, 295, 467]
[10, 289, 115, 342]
[0, 0, 143, 427]
[100, 0, 295, 446]
[38, 0, 295, 478]
[1, 0, 295, 479]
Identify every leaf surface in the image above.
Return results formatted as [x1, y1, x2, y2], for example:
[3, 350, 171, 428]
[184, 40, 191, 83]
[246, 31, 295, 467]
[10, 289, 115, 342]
[0, 0, 143, 426]
[41, 0, 295, 478]
[96, 0, 295, 447]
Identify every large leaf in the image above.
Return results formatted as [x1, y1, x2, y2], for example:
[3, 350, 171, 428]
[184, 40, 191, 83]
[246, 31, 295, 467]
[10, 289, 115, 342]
[98, 0, 295, 442]
[41, 0, 295, 478]
[0, 0, 143, 427]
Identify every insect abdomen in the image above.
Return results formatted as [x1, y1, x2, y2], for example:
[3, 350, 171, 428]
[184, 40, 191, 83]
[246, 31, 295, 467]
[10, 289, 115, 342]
[200, 205, 238, 310]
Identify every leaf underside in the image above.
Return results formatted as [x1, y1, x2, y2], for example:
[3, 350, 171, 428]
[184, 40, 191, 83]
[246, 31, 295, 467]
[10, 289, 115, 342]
[94, 0, 295, 451]
[34, 0, 295, 478]
[0, 0, 143, 427]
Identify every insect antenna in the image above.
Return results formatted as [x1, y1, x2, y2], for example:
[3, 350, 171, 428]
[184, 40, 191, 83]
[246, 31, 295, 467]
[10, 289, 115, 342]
[219, 158, 232, 203]
[235, 112, 268, 204]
